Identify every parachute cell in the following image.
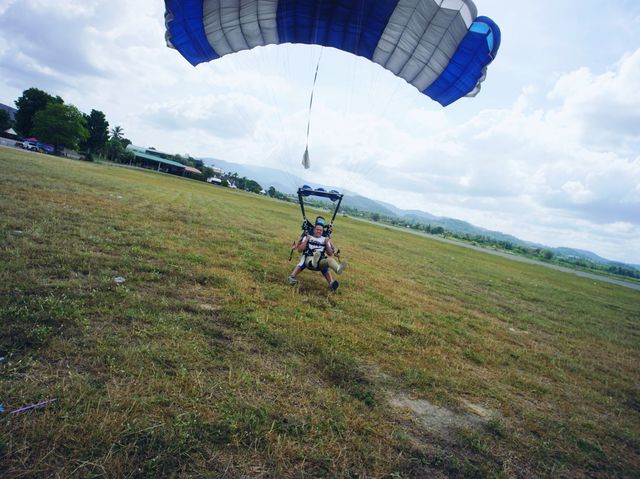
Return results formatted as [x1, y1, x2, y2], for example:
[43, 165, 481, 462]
[165, 0, 501, 106]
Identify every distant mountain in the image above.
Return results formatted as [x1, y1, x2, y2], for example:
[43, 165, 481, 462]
[364, 201, 525, 245]
[549, 247, 639, 268]
[199, 157, 639, 271]
[203, 157, 303, 194]
[0, 102, 17, 122]
[400, 210, 439, 221]
[342, 195, 397, 216]
[202, 158, 395, 216]
[366, 202, 527, 246]
[553, 247, 608, 263]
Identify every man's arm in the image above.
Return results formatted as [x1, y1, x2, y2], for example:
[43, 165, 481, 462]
[325, 239, 334, 256]
[297, 235, 310, 252]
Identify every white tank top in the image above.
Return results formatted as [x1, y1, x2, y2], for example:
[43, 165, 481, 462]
[305, 235, 327, 255]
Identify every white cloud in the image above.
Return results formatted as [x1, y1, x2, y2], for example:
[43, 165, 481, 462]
[549, 49, 640, 154]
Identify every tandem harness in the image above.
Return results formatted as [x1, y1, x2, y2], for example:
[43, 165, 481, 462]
[288, 186, 344, 267]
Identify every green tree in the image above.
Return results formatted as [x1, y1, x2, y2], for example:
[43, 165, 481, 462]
[120, 150, 135, 164]
[105, 126, 133, 162]
[201, 166, 215, 181]
[106, 137, 124, 162]
[0, 109, 12, 132]
[31, 103, 88, 150]
[14, 87, 63, 137]
[110, 125, 124, 142]
[541, 250, 555, 260]
[193, 158, 205, 169]
[235, 176, 247, 190]
[82, 109, 109, 155]
[244, 179, 263, 194]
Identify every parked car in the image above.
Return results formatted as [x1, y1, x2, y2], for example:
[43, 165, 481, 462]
[37, 143, 55, 154]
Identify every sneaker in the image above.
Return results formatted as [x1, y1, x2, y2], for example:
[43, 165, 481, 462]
[329, 280, 339, 291]
[311, 250, 321, 269]
[336, 259, 348, 275]
[287, 275, 298, 285]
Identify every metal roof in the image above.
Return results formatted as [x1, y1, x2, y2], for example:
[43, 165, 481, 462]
[132, 150, 186, 168]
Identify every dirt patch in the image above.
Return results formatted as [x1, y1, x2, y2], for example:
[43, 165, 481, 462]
[390, 393, 496, 440]
[199, 303, 222, 312]
[508, 327, 530, 334]
[459, 398, 494, 419]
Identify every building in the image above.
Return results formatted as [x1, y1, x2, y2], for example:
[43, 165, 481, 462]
[126, 145, 202, 176]
[1, 128, 17, 140]
[210, 166, 224, 177]
[206, 166, 225, 185]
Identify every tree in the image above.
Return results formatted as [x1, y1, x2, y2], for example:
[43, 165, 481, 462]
[201, 166, 215, 181]
[371, 212, 380, 222]
[541, 250, 555, 260]
[120, 150, 135, 164]
[106, 137, 124, 162]
[110, 125, 124, 142]
[105, 126, 133, 162]
[31, 103, 88, 150]
[244, 179, 263, 194]
[82, 110, 109, 155]
[193, 158, 205, 169]
[235, 176, 247, 190]
[14, 88, 63, 137]
[0, 109, 12, 132]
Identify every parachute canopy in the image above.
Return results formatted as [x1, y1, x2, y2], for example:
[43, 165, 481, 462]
[165, 0, 501, 106]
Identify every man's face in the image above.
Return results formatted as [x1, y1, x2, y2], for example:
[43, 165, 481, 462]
[314, 225, 323, 237]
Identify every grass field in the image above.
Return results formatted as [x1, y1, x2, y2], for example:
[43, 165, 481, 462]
[1, 148, 639, 478]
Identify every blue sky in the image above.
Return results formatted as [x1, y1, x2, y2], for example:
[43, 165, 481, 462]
[1, 0, 639, 263]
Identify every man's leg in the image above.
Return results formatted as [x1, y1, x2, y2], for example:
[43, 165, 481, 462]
[288, 259, 306, 285]
[322, 268, 339, 290]
[319, 257, 347, 275]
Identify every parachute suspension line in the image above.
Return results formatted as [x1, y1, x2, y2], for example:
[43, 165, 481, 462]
[335, 0, 378, 192]
[238, 44, 300, 193]
[337, 75, 406, 194]
[333, 0, 392, 194]
[302, 47, 324, 170]
[257, 46, 302, 192]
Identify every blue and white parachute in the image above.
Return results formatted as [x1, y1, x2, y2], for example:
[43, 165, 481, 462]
[165, 0, 501, 107]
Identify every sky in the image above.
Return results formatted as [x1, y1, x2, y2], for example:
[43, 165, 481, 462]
[0, 0, 639, 264]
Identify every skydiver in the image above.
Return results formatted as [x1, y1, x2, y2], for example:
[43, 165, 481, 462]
[288, 220, 346, 290]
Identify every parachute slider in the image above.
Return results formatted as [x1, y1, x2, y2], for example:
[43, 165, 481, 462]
[298, 185, 342, 203]
[302, 147, 311, 169]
